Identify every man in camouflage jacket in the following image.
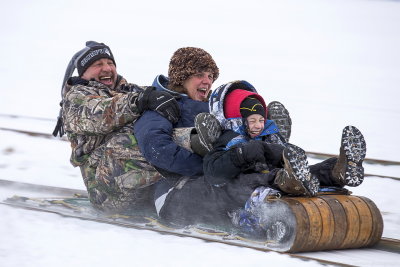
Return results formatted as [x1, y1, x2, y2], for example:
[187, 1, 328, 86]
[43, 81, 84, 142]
[54, 41, 180, 212]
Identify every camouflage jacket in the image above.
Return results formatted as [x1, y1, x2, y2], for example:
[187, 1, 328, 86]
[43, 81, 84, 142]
[62, 75, 144, 167]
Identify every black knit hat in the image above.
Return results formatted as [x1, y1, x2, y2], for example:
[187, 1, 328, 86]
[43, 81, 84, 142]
[168, 47, 219, 90]
[61, 41, 116, 95]
[240, 97, 266, 119]
[76, 41, 115, 76]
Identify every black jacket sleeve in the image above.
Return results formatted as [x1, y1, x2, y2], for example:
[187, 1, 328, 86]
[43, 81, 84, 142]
[203, 130, 243, 185]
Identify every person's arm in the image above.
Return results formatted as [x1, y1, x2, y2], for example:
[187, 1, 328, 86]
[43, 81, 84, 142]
[203, 131, 243, 182]
[63, 83, 180, 135]
[204, 134, 274, 184]
[63, 84, 139, 135]
[134, 111, 203, 177]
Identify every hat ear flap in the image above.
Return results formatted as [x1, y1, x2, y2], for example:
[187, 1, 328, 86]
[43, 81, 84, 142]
[85, 40, 102, 48]
[61, 46, 90, 95]
[228, 81, 255, 92]
[226, 81, 257, 97]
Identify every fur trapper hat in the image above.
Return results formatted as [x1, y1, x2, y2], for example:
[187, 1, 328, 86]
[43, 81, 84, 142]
[168, 47, 219, 93]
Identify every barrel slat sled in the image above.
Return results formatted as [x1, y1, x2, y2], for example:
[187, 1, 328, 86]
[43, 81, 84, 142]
[257, 194, 383, 252]
[359, 196, 384, 247]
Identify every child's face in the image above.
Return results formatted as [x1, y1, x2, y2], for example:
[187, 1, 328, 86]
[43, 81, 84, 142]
[246, 114, 265, 138]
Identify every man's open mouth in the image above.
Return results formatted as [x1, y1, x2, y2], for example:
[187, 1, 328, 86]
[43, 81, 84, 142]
[99, 76, 113, 84]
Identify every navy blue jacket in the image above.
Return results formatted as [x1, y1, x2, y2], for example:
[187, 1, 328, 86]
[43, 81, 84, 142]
[133, 75, 209, 177]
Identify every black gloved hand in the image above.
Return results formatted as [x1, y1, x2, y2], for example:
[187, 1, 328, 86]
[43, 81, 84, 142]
[232, 140, 267, 167]
[136, 87, 181, 124]
[263, 143, 285, 168]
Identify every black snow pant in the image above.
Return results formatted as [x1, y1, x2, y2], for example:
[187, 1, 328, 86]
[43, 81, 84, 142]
[310, 157, 339, 186]
[156, 169, 279, 227]
[158, 157, 339, 227]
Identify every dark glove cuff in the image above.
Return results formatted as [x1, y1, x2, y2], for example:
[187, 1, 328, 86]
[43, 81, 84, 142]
[134, 89, 147, 113]
[232, 147, 246, 167]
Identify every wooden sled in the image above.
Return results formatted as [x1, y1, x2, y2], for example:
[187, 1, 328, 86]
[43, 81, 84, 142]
[257, 194, 383, 252]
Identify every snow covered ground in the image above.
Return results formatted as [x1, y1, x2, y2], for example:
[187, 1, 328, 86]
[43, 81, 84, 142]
[1, 0, 400, 266]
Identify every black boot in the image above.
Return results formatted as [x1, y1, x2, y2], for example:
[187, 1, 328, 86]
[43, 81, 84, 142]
[274, 144, 319, 196]
[332, 126, 366, 187]
[267, 101, 292, 142]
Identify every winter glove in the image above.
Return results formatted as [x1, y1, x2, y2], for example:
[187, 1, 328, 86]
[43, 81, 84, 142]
[263, 143, 285, 169]
[232, 140, 268, 167]
[136, 87, 181, 124]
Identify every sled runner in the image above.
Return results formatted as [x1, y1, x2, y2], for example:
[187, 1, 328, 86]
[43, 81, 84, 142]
[2, 188, 383, 253]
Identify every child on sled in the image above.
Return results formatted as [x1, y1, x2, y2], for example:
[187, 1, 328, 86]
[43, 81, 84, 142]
[198, 81, 366, 197]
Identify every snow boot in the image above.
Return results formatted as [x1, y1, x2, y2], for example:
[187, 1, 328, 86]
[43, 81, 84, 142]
[193, 113, 222, 156]
[274, 144, 319, 196]
[332, 126, 366, 187]
[267, 101, 292, 142]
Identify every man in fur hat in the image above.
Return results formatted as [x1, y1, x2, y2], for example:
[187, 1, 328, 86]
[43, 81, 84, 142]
[55, 41, 180, 212]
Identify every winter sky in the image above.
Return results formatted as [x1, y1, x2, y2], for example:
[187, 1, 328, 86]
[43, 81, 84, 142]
[1, 0, 400, 161]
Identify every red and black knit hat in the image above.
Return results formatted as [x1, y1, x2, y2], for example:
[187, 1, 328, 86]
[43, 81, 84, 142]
[224, 89, 267, 119]
[168, 47, 219, 92]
